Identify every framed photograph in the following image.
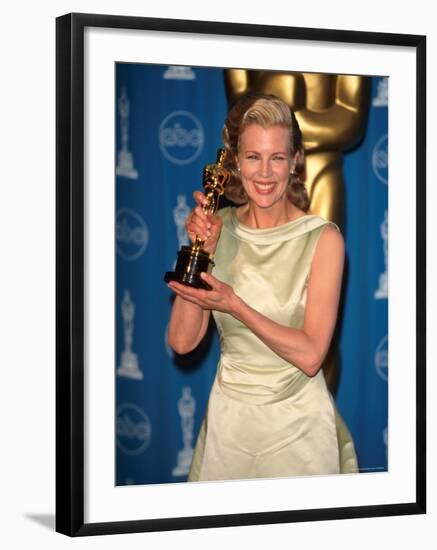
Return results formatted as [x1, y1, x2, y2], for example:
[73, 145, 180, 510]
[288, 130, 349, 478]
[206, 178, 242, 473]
[56, 12, 426, 536]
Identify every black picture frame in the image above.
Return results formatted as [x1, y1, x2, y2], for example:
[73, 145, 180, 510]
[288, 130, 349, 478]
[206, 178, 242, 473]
[56, 12, 426, 537]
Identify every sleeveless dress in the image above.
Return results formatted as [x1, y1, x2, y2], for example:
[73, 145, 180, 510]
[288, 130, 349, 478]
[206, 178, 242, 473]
[188, 207, 358, 482]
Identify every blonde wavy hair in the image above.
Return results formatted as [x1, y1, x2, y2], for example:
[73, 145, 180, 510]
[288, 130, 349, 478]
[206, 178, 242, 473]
[222, 93, 309, 211]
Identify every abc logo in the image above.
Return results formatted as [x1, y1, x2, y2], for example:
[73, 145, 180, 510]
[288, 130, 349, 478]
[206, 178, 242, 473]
[372, 134, 388, 184]
[159, 111, 204, 165]
[375, 335, 388, 381]
[116, 403, 152, 456]
[116, 208, 149, 261]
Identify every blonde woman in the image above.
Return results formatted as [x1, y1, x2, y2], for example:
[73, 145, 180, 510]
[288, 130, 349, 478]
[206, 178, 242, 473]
[167, 93, 358, 481]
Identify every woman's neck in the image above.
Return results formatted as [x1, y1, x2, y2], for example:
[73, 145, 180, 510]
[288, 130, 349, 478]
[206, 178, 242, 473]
[237, 202, 304, 229]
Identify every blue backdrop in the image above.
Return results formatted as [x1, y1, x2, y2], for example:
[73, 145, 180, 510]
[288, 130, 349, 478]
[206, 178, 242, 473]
[115, 64, 388, 485]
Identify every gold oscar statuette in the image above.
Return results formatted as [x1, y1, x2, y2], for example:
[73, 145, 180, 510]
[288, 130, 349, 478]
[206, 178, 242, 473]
[164, 149, 230, 291]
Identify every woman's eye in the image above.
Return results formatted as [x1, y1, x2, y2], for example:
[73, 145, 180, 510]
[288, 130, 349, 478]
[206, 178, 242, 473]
[273, 156, 286, 161]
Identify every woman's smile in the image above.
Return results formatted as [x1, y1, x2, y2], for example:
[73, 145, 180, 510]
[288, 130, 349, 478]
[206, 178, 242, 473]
[253, 181, 276, 194]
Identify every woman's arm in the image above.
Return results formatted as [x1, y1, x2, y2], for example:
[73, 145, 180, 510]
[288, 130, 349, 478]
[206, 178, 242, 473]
[168, 224, 344, 377]
[167, 190, 222, 354]
[167, 298, 211, 355]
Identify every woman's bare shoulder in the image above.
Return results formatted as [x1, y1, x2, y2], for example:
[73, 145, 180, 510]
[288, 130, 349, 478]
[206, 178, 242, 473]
[310, 223, 345, 276]
[317, 223, 344, 253]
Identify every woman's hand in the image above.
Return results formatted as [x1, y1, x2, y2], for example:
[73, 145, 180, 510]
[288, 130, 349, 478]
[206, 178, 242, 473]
[168, 272, 240, 315]
[185, 191, 223, 254]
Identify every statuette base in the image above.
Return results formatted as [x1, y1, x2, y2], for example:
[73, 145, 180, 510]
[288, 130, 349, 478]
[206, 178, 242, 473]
[164, 245, 213, 290]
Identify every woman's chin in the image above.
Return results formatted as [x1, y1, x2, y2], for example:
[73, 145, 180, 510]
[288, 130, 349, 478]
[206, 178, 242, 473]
[248, 194, 284, 210]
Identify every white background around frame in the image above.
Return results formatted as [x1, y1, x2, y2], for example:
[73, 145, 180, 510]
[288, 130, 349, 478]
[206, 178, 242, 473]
[85, 26, 415, 523]
[1, 0, 435, 548]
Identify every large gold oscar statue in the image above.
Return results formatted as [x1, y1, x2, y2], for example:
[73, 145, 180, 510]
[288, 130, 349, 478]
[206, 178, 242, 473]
[225, 69, 370, 391]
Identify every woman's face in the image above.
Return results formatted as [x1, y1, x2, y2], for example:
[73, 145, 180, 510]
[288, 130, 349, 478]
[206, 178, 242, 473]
[237, 124, 294, 212]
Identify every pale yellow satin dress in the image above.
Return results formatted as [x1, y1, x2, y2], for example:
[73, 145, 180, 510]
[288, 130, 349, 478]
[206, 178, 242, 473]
[188, 207, 358, 482]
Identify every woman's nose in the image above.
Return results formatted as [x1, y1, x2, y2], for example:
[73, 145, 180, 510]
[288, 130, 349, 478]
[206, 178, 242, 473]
[259, 159, 272, 178]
